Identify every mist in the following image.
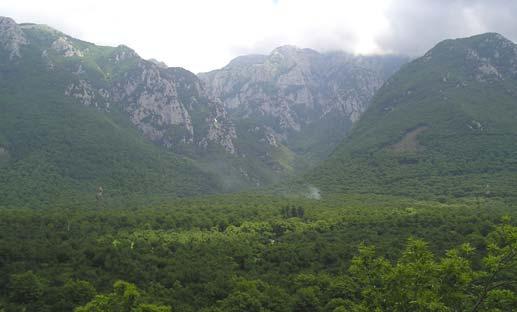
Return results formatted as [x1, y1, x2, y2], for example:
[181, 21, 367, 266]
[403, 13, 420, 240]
[1, 0, 517, 72]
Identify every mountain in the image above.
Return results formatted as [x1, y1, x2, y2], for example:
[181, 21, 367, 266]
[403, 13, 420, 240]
[305, 33, 517, 199]
[0, 17, 233, 206]
[200, 46, 408, 163]
[26, 24, 236, 154]
[0, 16, 411, 203]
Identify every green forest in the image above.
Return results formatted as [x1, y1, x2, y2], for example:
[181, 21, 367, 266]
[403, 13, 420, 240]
[1, 14, 517, 312]
[1, 194, 516, 311]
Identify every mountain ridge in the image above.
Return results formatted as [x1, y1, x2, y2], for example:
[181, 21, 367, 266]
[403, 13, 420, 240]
[303, 32, 517, 199]
[0, 16, 234, 206]
[199, 45, 408, 164]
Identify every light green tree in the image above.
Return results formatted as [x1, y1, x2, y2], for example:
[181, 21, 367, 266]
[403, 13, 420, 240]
[75, 280, 171, 312]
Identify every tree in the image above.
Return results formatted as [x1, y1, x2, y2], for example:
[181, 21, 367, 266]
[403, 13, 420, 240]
[75, 280, 171, 312]
[470, 219, 517, 311]
[63, 279, 97, 307]
[8, 271, 45, 304]
[346, 222, 517, 311]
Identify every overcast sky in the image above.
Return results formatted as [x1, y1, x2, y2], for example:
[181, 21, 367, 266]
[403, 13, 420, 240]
[1, 0, 517, 72]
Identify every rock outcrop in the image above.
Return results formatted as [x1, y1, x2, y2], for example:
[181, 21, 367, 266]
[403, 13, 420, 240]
[200, 46, 408, 146]
[51, 36, 84, 57]
[0, 15, 410, 188]
[0, 17, 27, 59]
[12, 26, 239, 154]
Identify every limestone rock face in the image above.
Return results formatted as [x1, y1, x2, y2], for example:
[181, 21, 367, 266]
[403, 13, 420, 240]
[0, 17, 27, 59]
[65, 80, 110, 109]
[201, 98, 237, 154]
[51, 36, 84, 57]
[112, 59, 196, 146]
[148, 58, 168, 68]
[0, 15, 237, 154]
[66, 46, 238, 153]
[200, 46, 408, 144]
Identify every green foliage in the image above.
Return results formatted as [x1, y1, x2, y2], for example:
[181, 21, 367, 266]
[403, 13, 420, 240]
[305, 33, 517, 199]
[75, 281, 171, 312]
[8, 271, 45, 304]
[2, 24, 516, 312]
[0, 194, 515, 311]
[344, 219, 517, 311]
[61, 280, 97, 310]
[0, 25, 224, 208]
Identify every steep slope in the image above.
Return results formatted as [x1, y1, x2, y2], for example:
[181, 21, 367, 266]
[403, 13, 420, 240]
[0, 17, 226, 206]
[16, 22, 237, 153]
[200, 47, 408, 162]
[0, 16, 410, 200]
[306, 33, 517, 199]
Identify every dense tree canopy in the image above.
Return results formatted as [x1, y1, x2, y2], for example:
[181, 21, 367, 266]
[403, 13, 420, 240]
[0, 194, 515, 311]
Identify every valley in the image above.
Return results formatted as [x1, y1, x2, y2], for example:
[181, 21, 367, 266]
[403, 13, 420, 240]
[0, 15, 515, 312]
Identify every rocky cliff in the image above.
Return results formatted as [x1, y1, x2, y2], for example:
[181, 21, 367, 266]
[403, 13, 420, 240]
[0, 17, 27, 59]
[4, 18, 237, 154]
[0, 16, 408, 190]
[199, 46, 408, 152]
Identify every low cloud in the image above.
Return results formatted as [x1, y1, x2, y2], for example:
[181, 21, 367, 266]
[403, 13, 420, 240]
[378, 0, 517, 56]
[305, 185, 321, 200]
[1, 0, 517, 72]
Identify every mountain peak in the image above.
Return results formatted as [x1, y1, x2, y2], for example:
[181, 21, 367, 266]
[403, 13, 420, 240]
[271, 45, 318, 57]
[307, 32, 517, 198]
[465, 32, 510, 42]
[148, 58, 168, 68]
[0, 16, 16, 25]
[463, 32, 516, 53]
[19, 22, 64, 36]
[431, 32, 515, 53]
[271, 45, 299, 53]
[110, 44, 140, 62]
[224, 54, 268, 69]
[419, 32, 517, 82]
[0, 16, 27, 59]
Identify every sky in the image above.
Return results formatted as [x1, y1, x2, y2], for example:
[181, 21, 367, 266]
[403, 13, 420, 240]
[1, 0, 517, 73]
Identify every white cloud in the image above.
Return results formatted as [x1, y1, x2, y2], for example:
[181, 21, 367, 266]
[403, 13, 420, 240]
[1, 0, 516, 72]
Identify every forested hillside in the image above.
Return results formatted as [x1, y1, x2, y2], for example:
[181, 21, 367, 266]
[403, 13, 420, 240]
[0, 195, 516, 311]
[0, 17, 408, 200]
[0, 17, 228, 206]
[306, 33, 517, 199]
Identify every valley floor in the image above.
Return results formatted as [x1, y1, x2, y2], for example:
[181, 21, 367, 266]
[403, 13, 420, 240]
[0, 193, 516, 311]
